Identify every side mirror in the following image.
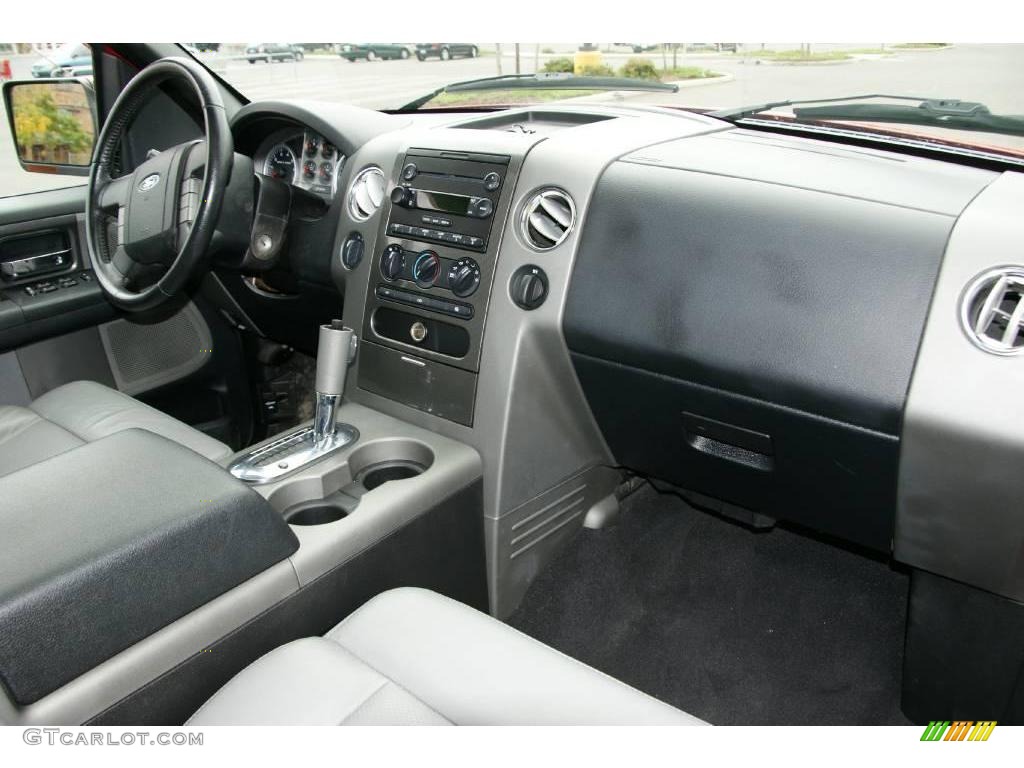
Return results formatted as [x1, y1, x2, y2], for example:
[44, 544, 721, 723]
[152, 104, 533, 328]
[2, 79, 97, 177]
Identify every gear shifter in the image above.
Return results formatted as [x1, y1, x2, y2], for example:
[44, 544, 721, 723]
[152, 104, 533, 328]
[228, 320, 359, 484]
[313, 320, 358, 446]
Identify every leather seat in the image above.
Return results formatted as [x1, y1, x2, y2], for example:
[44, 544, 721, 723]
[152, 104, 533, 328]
[0, 380, 232, 478]
[188, 587, 706, 726]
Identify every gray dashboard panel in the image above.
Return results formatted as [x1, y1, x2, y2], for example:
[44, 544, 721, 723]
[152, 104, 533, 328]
[333, 108, 728, 615]
[896, 171, 1024, 601]
[622, 129, 995, 216]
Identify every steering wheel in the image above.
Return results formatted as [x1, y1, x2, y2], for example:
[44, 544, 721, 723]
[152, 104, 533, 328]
[85, 57, 233, 312]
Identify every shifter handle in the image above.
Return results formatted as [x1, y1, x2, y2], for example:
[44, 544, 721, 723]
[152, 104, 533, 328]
[315, 321, 358, 397]
[313, 321, 358, 447]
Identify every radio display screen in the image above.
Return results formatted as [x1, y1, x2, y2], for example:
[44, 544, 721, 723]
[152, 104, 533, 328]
[414, 190, 471, 216]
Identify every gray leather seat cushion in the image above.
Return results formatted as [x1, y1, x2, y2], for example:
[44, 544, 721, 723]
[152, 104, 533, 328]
[0, 380, 231, 478]
[188, 587, 706, 726]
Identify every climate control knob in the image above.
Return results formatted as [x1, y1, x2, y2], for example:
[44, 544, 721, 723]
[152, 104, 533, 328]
[510, 264, 548, 310]
[380, 245, 405, 281]
[447, 257, 481, 298]
[412, 250, 441, 288]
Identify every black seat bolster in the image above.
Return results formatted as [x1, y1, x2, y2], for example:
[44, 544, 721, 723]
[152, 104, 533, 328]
[0, 429, 298, 706]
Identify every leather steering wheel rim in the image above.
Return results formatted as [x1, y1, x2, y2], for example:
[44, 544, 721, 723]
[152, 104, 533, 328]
[85, 56, 233, 312]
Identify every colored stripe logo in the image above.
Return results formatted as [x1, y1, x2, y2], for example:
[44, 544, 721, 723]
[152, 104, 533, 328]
[920, 721, 997, 741]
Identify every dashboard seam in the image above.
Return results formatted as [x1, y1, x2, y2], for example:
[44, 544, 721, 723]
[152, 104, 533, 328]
[570, 349, 901, 441]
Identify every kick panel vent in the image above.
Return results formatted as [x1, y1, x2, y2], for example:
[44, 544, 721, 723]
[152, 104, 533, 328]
[521, 188, 575, 250]
[508, 483, 587, 559]
[960, 267, 1024, 355]
[347, 166, 385, 221]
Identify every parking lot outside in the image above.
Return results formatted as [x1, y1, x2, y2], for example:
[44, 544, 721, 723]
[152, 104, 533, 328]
[2, 43, 1023, 197]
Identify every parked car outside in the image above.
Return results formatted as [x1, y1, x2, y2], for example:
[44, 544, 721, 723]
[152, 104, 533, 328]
[245, 43, 300, 64]
[30, 43, 92, 78]
[627, 43, 660, 53]
[288, 44, 305, 61]
[337, 44, 410, 62]
[415, 43, 478, 61]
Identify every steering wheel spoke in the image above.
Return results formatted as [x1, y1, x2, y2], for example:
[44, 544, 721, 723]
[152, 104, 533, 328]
[96, 174, 131, 210]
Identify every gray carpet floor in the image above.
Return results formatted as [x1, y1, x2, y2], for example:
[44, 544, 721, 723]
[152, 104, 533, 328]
[508, 482, 912, 725]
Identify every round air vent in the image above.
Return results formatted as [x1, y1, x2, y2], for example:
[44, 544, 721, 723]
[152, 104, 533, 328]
[347, 166, 385, 221]
[521, 188, 575, 250]
[960, 266, 1024, 355]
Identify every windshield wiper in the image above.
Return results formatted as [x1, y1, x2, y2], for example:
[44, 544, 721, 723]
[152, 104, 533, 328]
[712, 95, 937, 122]
[399, 73, 678, 112]
[711, 94, 1024, 138]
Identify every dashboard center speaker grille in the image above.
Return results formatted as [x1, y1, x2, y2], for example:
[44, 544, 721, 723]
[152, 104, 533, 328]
[521, 188, 575, 250]
[348, 166, 386, 221]
[960, 267, 1024, 355]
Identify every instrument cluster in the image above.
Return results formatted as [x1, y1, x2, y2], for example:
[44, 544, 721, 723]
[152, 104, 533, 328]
[259, 129, 344, 198]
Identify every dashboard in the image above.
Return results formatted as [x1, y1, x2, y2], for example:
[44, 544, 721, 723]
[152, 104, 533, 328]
[228, 99, 1024, 618]
[254, 128, 345, 198]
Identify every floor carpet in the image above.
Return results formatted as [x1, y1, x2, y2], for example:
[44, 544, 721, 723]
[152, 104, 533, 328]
[508, 482, 911, 725]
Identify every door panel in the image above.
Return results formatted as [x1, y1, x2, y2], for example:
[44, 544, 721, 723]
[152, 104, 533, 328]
[0, 187, 115, 352]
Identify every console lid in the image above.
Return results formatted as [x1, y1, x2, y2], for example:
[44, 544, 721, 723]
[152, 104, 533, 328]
[0, 429, 298, 706]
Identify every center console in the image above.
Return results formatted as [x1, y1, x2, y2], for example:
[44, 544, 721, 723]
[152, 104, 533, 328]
[357, 148, 520, 426]
[331, 114, 720, 619]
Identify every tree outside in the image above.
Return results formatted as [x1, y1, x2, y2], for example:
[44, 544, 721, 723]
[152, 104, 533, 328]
[12, 83, 93, 165]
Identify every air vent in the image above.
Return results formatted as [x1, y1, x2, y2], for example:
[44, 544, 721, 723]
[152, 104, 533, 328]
[347, 166, 385, 221]
[521, 188, 575, 250]
[960, 267, 1024, 355]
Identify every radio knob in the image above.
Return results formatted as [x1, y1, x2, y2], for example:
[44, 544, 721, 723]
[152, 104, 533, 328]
[483, 172, 501, 191]
[412, 250, 441, 288]
[390, 185, 413, 207]
[380, 245, 405, 281]
[402, 163, 418, 181]
[448, 258, 481, 298]
[470, 197, 494, 219]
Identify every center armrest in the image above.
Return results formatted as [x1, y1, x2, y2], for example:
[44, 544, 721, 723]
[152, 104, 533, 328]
[0, 429, 298, 706]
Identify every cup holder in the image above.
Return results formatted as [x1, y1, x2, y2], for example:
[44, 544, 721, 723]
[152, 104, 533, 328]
[283, 499, 349, 526]
[356, 460, 426, 491]
[269, 438, 436, 525]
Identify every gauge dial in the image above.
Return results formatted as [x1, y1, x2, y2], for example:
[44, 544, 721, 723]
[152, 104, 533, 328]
[303, 160, 317, 178]
[305, 136, 320, 155]
[319, 162, 334, 182]
[321, 143, 335, 159]
[264, 144, 297, 182]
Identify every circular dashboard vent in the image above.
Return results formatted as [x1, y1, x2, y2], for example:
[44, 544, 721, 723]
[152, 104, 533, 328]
[521, 188, 576, 250]
[960, 266, 1024, 355]
[347, 166, 385, 221]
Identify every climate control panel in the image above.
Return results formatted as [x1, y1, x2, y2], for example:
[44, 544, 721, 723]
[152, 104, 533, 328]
[378, 245, 480, 298]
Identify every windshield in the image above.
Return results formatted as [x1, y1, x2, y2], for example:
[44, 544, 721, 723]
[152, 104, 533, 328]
[201, 43, 1024, 157]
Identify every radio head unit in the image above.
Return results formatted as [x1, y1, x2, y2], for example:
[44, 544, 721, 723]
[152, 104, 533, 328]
[385, 149, 508, 253]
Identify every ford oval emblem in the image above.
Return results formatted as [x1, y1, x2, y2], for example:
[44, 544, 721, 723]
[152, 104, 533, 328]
[138, 173, 160, 192]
